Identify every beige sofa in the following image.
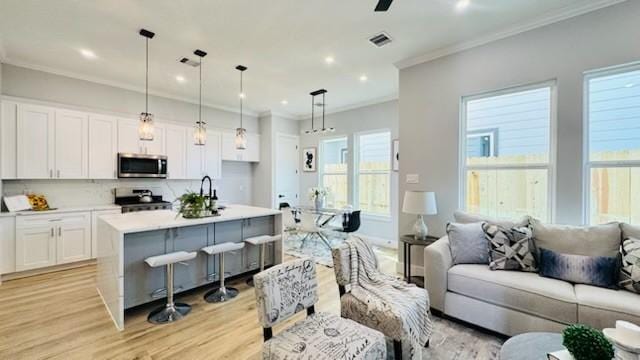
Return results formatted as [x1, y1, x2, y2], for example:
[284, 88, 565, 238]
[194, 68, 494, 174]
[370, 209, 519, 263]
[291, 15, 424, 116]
[424, 220, 640, 336]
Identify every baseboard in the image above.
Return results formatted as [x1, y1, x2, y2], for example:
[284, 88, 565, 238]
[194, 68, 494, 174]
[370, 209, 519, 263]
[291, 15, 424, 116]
[396, 262, 425, 278]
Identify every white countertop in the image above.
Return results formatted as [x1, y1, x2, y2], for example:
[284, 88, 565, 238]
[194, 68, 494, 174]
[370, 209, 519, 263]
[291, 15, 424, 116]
[99, 204, 281, 234]
[0, 204, 121, 217]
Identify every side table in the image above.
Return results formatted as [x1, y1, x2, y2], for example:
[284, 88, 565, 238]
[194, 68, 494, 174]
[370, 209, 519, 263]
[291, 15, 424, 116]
[400, 234, 439, 288]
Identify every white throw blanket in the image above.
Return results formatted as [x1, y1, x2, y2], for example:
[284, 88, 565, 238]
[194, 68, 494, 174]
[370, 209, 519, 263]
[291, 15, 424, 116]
[346, 236, 432, 359]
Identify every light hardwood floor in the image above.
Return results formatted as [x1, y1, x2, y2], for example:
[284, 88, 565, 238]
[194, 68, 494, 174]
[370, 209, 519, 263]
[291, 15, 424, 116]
[0, 256, 502, 359]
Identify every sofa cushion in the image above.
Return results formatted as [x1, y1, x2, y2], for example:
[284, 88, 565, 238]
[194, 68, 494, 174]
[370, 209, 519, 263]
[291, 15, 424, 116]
[539, 248, 620, 289]
[483, 223, 537, 272]
[530, 218, 621, 258]
[448, 264, 577, 324]
[620, 238, 640, 294]
[622, 223, 640, 240]
[446, 222, 489, 265]
[575, 284, 640, 329]
[453, 210, 529, 228]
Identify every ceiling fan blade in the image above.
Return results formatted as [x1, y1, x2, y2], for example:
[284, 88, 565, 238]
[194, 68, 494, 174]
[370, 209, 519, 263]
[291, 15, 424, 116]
[374, 0, 393, 12]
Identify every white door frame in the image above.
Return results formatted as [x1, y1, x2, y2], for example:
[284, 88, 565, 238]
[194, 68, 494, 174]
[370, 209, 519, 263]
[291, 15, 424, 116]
[274, 132, 300, 208]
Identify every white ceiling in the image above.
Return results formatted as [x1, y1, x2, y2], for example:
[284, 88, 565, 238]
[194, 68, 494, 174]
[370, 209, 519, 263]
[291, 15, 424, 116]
[0, 0, 624, 118]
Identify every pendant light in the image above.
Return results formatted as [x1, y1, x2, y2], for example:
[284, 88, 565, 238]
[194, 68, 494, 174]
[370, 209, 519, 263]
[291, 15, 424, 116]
[235, 65, 248, 150]
[193, 49, 208, 145]
[305, 89, 334, 134]
[138, 29, 155, 141]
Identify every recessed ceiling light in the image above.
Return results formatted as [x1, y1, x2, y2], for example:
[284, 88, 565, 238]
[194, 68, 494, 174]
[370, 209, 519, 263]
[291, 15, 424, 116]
[175, 75, 186, 83]
[625, 83, 635, 88]
[359, 75, 368, 82]
[325, 56, 335, 64]
[455, 0, 470, 11]
[79, 49, 97, 59]
[281, 100, 288, 105]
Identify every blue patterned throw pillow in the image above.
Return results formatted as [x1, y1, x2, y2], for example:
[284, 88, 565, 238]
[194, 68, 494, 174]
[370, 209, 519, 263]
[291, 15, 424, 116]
[538, 248, 619, 288]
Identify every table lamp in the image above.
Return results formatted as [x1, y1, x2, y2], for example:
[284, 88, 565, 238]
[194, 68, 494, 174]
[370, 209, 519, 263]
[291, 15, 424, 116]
[402, 191, 437, 240]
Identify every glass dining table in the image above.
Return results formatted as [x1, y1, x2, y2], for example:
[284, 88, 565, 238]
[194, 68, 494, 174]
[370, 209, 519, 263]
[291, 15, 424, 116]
[293, 205, 345, 227]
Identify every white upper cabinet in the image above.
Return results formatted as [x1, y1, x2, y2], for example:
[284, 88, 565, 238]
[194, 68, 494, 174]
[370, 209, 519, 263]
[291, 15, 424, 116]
[89, 114, 118, 179]
[165, 124, 187, 179]
[204, 131, 222, 179]
[186, 127, 205, 179]
[221, 131, 260, 162]
[1, 101, 18, 179]
[54, 109, 89, 179]
[143, 123, 165, 156]
[117, 118, 142, 154]
[16, 103, 55, 179]
[117, 118, 165, 155]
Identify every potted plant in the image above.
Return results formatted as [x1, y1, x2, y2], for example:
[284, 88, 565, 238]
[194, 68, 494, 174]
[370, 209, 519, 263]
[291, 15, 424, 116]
[175, 191, 207, 219]
[308, 187, 329, 210]
[562, 324, 614, 360]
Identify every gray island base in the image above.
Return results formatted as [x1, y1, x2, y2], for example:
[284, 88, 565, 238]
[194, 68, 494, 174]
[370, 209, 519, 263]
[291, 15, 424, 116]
[95, 205, 283, 330]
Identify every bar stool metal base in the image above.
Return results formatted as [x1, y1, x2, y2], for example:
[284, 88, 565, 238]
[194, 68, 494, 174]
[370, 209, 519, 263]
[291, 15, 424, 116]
[204, 287, 239, 303]
[147, 303, 191, 324]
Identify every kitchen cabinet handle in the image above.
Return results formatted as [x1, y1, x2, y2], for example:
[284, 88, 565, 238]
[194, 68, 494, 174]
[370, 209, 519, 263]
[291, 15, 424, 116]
[50, 169, 53, 178]
[50, 228, 54, 237]
[57, 170, 61, 178]
[58, 227, 61, 237]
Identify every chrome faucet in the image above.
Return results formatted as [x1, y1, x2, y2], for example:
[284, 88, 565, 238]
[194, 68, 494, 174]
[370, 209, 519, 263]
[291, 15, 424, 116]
[200, 175, 213, 210]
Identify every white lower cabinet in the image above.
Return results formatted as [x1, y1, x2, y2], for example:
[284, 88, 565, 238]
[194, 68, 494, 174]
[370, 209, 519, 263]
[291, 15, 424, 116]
[15, 225, 56, 271]
[0, 217, 16, 274]
[15, 212, 91, 271]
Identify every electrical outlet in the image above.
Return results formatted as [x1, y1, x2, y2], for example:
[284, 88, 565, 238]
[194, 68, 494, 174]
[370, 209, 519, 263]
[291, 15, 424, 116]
[406, 174, 419, 184]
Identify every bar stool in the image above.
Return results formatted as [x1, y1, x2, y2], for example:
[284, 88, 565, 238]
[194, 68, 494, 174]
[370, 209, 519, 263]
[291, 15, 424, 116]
[201, 242, 245, 303]
[144, 250, 198, 325]
[245, 234, 281, 287]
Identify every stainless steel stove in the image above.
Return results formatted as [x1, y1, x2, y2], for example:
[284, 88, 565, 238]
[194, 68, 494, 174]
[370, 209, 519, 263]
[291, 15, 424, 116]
[114, 187, 173, 213]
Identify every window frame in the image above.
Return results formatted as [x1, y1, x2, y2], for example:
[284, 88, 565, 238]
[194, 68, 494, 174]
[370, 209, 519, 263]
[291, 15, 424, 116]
[318, 135, 349, 208]
[458, 80, 558, 222]
[354, 129, 392, 220]
[583, 62, 640, 224]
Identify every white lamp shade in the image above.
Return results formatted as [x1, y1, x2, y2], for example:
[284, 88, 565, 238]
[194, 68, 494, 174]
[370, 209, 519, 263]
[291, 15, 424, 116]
[402, 191, 437, 215]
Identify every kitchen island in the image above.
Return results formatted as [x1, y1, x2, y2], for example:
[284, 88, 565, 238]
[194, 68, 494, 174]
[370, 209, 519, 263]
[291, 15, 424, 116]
[95, 205, 282, 330]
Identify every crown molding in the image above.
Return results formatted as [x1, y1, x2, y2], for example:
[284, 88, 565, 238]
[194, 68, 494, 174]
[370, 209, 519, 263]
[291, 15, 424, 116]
[1, 59, 260, 117]
[257, 109, 298, 120]
[395, 0, 629, 70]
[294, 93, 399, 120]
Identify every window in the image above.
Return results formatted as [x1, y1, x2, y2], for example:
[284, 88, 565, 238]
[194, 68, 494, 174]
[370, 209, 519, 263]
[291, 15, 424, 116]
[585, 65, 640, 224]
[357, 131, 391, 216]
[461, 83, 555, 221]
[320, 137, 348, 208]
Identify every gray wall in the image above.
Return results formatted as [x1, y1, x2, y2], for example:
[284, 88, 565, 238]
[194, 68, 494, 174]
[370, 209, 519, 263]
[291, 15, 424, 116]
[399, 1, 640, 266]
[1, 64, 258, 132]
[1, 64, 258, 206]
[300, 100, 399, 244]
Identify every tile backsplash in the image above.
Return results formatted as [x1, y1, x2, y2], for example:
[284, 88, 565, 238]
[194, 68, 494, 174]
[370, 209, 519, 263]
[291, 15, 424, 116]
[2, 162, 253, 209]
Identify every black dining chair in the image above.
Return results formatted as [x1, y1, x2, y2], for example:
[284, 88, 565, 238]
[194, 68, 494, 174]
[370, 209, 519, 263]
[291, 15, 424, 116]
[341, 210, 361, 233]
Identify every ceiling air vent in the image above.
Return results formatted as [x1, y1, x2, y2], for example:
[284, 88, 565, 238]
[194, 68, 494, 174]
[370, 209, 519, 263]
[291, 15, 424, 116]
[179, 57, 200, 67]
[369, 32, 392, 47]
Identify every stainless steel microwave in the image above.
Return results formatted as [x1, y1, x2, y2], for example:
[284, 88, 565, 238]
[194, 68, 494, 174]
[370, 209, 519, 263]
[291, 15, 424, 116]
[118, 153, 167, 178]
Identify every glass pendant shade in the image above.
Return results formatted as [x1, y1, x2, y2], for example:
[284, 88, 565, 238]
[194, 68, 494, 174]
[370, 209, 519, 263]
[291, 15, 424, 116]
[194, 122, 207, 146]
[138, 112, 154, 141]
[235, 127, 247, 150]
